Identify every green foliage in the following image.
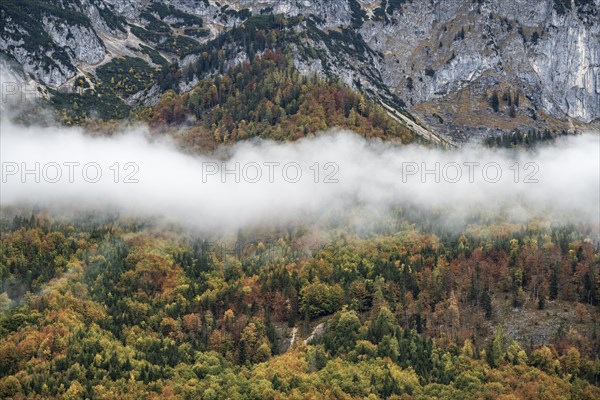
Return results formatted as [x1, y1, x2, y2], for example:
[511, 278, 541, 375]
[149, 50, 416, 143]
[349, 0, 367, 28]
[156, 35, 202, 57]
[368, 306, 397, 342]
[323, 308, 361, 353]
[481, 290, 493, 319]
[49, 56, 158, 123]
[0, 217, 86, 297]
[183, 28, 210, 39]
[96, 57, 156, 97]
[1, 214, 599, 398]
[139, 44, 169, 67]
[489, 91, 500, 112]
[96, 3, 127, 33]
[130, 25, 164, 43]
[300, 281, 344, 319]
[484, 129, 571, 148]
[50, 89, 130, 123]
[147, 3, 204, 28]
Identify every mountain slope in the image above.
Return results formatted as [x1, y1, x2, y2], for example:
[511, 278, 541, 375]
[1, 0, 599, 140]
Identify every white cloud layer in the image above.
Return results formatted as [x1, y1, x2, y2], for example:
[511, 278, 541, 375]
[1, 120, 599, 233]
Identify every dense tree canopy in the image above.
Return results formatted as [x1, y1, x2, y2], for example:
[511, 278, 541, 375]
[146, 50, 416, 146]
[1, 213, 599, 399]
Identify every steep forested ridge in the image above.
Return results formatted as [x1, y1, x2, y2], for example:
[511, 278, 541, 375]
[145, 51, 416, 147]
[1, 214, 599, 399]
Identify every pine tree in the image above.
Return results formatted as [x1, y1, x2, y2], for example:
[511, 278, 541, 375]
[490, 91, 500, 112]
[489, 325, 507, 367]
[550, 267, 559, 300]
[481, 290, 493, 319]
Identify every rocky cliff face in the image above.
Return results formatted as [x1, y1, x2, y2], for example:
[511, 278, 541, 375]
[358, 0, 600, 135]
[1, 0, 598, 139]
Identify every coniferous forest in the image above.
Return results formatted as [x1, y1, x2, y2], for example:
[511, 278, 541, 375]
[1, 212, 599, 399]
[1, 2, 600, 399]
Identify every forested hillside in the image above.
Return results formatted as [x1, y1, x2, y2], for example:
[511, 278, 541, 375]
[145, 51, 416, 147]
[49, 46, 417, 149]
[1, 1, 599, 399]
[1, 213, 599, 399]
